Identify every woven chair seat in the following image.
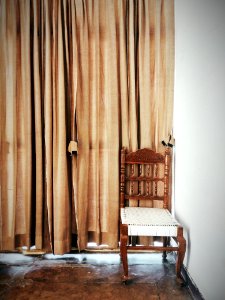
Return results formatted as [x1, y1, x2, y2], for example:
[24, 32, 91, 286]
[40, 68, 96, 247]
[121, 207, 179, 236]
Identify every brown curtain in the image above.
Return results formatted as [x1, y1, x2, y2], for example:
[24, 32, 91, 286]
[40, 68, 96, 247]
[0, 0, 174, 253]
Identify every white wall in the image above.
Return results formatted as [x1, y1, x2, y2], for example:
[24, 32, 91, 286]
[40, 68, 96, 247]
[174, 1, 225, 299]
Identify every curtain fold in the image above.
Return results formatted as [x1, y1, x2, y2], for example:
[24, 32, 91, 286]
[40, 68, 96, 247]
[0, 0, 174, 253]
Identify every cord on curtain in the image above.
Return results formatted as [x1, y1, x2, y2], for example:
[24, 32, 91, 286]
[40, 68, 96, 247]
[0, 0, 174, 254]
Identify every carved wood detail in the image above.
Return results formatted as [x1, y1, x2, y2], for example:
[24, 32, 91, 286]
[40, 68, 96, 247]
[120, 147, 126, 208]
[125, 176, 164, 181]
[125, 148, 165, 164]
[124, 194, 164, 201]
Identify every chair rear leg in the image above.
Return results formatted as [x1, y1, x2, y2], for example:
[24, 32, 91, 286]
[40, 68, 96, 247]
[162, 237, 169, 260]
[176, 226, 186, 280]
[131, 236, 137, 246]
[120, 223, 128, 281]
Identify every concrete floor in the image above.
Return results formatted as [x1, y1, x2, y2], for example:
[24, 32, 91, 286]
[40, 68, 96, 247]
[0, 252, 192, 300]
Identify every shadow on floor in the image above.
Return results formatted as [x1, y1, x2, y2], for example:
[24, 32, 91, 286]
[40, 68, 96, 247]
[0, 252, 192, 300]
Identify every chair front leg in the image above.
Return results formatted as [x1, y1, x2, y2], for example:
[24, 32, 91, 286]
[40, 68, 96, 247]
[120, 223, 128, 281]
[176, 226, 186, 280]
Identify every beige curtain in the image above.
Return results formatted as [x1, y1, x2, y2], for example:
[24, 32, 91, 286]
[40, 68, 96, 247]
[0, 0, 174, 253]
[0, 0, 71, 254]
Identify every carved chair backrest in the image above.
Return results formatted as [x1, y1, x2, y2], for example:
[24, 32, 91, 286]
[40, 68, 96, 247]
[120, 147, 171, 210]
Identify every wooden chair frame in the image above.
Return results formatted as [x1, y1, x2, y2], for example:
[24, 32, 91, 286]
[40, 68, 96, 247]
[119, 147, 186, 282]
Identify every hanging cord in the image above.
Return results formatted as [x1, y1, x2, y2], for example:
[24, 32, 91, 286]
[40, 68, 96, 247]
[161, 134, 175, 148]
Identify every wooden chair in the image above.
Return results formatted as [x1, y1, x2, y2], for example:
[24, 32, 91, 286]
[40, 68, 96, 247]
[119, 147, 186, 283]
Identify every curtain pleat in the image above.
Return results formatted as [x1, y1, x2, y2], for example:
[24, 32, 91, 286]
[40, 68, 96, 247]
[0, 0, 174, 253]
[74, 0, 90, 250]
[127, 0, 138, 152]
[52, 0, 71, 254]
[69, 0, 78, 241]
[0, 0, 17, 249]
[33, 0, 43, 249]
